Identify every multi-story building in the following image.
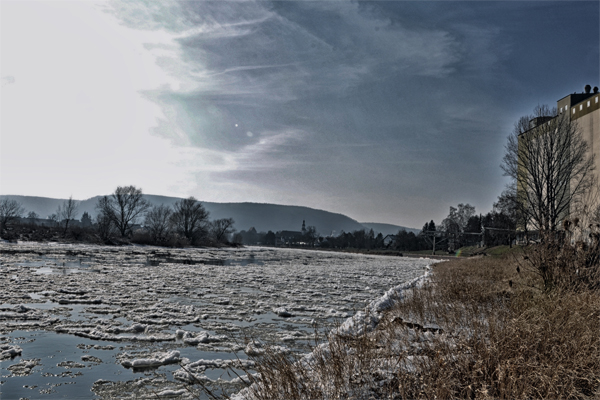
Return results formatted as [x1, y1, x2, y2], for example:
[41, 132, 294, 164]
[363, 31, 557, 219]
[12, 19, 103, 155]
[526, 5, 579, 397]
[559, 85, 600, 226]
[517, 85, 599, 236]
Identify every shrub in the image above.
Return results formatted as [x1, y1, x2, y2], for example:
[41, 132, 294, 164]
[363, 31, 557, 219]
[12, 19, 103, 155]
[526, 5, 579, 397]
[518, 220, 600, 292]
[131, 230, 154, 246]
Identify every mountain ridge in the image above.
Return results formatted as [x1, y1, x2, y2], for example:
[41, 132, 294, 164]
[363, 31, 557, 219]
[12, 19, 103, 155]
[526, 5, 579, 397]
[0, 194, 418, 236]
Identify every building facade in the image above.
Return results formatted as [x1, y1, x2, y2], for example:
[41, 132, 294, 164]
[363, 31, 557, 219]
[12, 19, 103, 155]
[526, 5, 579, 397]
[560, 85, 600, 226]
[517, 85, 600, 235]
[557, 85, 600, 184]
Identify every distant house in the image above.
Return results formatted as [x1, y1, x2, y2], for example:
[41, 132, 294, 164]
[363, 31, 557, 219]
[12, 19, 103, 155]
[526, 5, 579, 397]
[277, 230, 303, 246]
[276, 220, 309, 246]
[81, 212, 93, 228]
[382, 234, 396, 248]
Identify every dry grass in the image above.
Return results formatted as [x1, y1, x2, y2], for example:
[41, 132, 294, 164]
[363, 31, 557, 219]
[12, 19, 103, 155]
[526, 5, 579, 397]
[204, 247, 600, 400]
[389, 256, 600, 399]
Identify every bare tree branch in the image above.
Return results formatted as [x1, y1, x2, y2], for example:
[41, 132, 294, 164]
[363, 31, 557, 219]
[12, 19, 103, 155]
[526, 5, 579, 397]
[170, 197, 210, 244]
[501, 105, 595, 235]
[0, 199, 25, 234]
[57, 196, 79, 235]
[96, 186, 150, 237]
[145, 204, 173, 244]
[210, 218, 235, 243]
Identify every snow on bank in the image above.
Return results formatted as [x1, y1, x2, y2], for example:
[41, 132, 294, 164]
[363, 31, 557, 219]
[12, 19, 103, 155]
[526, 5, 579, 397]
[231, 259, 439, 400]
[335, 266, 435, 336]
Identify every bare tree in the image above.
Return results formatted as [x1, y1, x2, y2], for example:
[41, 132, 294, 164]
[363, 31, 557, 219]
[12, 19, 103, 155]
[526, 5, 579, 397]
[96, 186, 151, 237]
[48, 213, 59, 227]
[568, 181, 600, 242]
[95, 207, 116, 243]
[442, 203, 476, 234]
[303, 225, 319, 247]
[145, 204, 172, 244]
[501, 105, 595, 234]
[493, 186, 519, 225]
[0, 199, 25, 233]
[170, 197, 209, 244]
[210, 218, 235, 243]
[27, 211, 39, 225]
[57, 196, 79, 235]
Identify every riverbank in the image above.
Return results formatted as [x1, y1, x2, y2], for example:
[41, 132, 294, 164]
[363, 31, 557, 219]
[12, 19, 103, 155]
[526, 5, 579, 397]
[229, 247, 600, 399]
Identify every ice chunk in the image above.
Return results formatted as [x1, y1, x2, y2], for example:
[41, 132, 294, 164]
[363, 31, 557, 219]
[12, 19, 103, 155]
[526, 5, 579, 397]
[244, 342, 289, 356]
[155, 388, 187, 397]
[273, 307, 293, 318]
[6, 358, 40, 376]
[1, 344, 23, 360]
[121, 350, 180, 368]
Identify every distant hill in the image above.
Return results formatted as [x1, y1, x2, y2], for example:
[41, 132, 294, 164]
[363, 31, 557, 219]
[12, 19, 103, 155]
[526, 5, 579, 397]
[360, 222, 420, 236]
[0, 194, 416, 236]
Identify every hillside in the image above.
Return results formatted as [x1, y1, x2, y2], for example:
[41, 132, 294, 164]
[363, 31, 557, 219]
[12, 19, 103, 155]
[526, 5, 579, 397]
[1, 194, 417, 236]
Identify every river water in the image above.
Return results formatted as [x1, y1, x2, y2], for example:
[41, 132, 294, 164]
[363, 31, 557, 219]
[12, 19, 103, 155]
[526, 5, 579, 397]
[1, 242, 434, 399]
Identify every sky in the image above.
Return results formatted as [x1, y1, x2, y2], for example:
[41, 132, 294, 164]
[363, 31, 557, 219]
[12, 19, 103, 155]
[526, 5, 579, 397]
[1, 1, 599, 229]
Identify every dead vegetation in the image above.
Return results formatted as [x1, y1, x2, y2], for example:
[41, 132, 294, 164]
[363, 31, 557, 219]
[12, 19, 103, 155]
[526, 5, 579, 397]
[215, 240, 600, 399]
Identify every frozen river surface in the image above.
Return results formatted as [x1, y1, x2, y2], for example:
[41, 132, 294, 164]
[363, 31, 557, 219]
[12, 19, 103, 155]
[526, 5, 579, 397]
[0, 242, 434, 399]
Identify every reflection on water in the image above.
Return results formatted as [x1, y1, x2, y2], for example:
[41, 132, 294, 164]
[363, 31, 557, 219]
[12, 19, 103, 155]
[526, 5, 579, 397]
[1, 330, 252, 400]
[1, 330, 130, 399]
[17, 256, 97, 275]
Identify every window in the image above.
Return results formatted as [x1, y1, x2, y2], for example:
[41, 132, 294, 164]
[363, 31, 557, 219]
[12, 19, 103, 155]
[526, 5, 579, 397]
[580, 104, 583, 110]
[573, 108, 576, 114]
[587, 101, 591, 107]
[596, 96, 599, 103]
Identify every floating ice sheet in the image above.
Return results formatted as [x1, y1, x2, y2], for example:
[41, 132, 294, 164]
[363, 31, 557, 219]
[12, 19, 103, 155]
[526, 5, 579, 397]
[1, 242, 435, 399]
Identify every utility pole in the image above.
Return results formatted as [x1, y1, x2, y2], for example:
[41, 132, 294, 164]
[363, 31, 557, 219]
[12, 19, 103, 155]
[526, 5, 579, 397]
[421, 230, 447, 255]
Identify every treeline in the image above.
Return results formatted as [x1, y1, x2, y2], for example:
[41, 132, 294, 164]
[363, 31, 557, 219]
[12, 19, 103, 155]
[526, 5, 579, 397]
[1, 186, 519, 252]
[0, 186, 236, 247]
[235, 226, 431, 251]
[321, 229, 427, 250]
[232, 195, 516, 253]
[416, 192, 517, 253]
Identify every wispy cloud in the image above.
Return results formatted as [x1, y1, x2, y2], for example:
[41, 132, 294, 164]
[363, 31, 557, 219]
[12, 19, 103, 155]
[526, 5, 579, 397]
[3, 0, 597, 228]
[98, 1, 599, 225]
[106, 0, 463, 154]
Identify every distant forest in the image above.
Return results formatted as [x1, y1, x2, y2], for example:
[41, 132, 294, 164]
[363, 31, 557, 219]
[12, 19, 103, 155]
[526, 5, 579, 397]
[1, 186, 516, 253]
[0, 187, 422, 249]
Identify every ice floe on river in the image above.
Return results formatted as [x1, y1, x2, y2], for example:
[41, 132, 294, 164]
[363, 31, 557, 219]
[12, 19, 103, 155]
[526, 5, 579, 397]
[1, 242, 435, 399]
